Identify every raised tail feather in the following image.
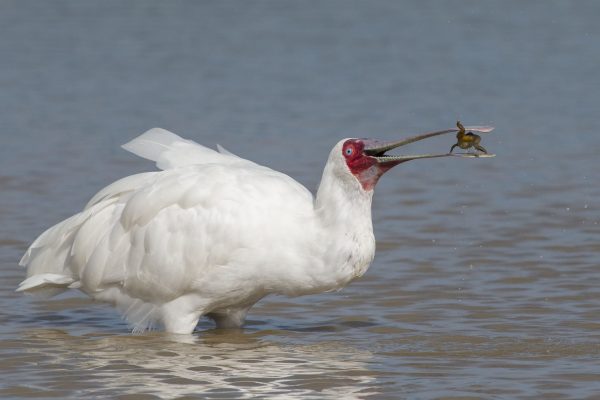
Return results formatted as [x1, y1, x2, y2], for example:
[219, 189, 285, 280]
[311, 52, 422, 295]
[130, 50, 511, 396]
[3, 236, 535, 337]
[121, 127, 247, 170]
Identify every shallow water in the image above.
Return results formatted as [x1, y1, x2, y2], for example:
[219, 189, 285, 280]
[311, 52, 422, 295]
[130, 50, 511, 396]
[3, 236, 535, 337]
[1, 1, 600, 398]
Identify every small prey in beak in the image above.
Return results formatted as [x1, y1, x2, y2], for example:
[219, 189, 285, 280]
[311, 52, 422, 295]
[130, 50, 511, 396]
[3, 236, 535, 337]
[449, 121, 488, 154]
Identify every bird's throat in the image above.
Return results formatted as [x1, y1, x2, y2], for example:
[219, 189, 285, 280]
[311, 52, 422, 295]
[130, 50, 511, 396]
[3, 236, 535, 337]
[351, 163, 399, 191]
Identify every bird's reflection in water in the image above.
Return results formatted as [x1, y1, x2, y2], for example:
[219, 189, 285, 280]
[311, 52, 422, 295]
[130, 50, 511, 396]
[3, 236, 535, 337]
[17, 328, 377, 399]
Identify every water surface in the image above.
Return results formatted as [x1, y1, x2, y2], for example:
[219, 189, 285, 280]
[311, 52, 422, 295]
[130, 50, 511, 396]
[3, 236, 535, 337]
[1, 1, 599, 398]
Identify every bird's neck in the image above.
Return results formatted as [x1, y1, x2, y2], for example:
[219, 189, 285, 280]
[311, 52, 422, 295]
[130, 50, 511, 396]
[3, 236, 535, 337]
[314, 161, 376, 280]
[315, 165, 374, 226]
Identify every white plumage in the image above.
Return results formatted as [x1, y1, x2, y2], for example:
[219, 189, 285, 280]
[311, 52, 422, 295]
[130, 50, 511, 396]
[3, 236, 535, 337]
[18, 125, 492, 333]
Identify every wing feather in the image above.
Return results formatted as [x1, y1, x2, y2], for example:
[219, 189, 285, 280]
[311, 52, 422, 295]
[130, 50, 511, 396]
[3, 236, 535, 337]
[121, 128, 255, 170]
[85, 172, 155, 209]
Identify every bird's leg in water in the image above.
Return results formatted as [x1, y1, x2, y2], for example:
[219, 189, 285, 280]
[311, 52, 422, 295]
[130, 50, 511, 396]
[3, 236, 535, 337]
[207, 307, 251, 329]
[160, 296, 203, 334]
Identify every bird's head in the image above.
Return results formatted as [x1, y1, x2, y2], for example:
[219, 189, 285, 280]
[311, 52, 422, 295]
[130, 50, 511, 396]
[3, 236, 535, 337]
[340, 138, 402, 191]
[337, 126, 494, 191]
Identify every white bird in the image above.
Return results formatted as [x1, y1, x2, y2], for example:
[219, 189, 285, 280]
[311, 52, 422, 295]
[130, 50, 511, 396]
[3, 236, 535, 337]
[18, 126, 493, 334]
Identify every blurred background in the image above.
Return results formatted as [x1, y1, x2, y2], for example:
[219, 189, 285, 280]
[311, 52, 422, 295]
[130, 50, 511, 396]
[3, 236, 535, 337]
[1, 1, 599, 399]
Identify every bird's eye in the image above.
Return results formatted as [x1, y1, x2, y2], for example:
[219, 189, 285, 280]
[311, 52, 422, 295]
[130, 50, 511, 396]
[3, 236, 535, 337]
[345, 147, 353, 156]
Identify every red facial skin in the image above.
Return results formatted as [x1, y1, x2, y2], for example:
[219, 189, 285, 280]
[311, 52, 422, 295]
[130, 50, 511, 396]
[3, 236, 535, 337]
[342, 139, 403, 191]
